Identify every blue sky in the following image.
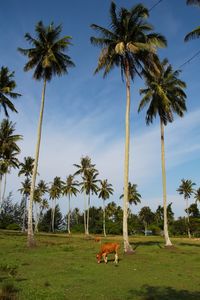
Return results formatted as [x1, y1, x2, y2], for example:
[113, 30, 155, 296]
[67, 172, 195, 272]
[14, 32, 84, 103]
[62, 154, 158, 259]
[0, 0, 199, 217]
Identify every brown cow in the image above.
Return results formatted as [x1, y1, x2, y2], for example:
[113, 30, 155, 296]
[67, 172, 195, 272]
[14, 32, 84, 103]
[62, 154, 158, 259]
[96, 242, 120, 264]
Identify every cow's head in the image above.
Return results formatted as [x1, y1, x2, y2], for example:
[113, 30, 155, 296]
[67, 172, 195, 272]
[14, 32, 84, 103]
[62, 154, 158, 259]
[96, 254, 101, 264]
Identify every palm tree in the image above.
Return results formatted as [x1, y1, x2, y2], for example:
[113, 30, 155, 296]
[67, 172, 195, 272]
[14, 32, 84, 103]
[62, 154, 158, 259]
[120, 182, 141, 212]
[138, 58, 187, 246]
[0, 119, 22, 211]
[18, 157, 34, 179]
[80, 169, 99, 235]
[0, 66, 21, 117]
[177, 179, 196, 238]
[139, 206, 154, 236]
[185, 0, 200, 41]
[194, 188, 200, 206]
[63, 175, 79, 234]
[34, 180, 48, 232]
[18, 178, 31, 232]
[98, 179, 114, 236]
[74, 156, 96, 234]
[90, 2, 166, 253]
[18, 21, 75, 247]
[49, 176, 63, 232]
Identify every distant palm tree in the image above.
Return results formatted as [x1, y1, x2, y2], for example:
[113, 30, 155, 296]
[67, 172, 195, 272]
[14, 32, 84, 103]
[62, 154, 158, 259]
[139, 206, 154, 236]
[18, 21, 75, 247]
[177, 179, 196, 238]
[80, 169, 99, 235]
[0, 66, 21, 117]
[34, 180, 49, 232]
[194, 188, 200, 206]
[138, 58, 187, 246]
[98, 179, 114, 236]
[120, 182, 141, 208]
[63, 175, 79, 234]
[18, 178, 31, 232]
[74, 156, 96, 234]
[185, 0, 200, 41]
[0, 119, 22, 211]
[90, 1, 166, 253]
[49, 176, 63, 232]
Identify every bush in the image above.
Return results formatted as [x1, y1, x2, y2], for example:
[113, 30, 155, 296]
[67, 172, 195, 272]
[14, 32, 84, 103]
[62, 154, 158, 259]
[6, 224, 21, 231]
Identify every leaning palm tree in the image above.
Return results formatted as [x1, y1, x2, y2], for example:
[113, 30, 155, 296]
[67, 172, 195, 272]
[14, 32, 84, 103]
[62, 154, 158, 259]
[98, 179, 114, 236]
[63, 175, 79, 234]
[49, 176, 63, 232]
[138, 58, 187, 246]
[0, 66, 21, 117]
[80, 169, 99, 235]
[18, 21, 75, 247]
[90, 2, 166, 253]
[177, 179, 196, 238]
[185, 0, 200, 41]
[73, 156, 96, 234]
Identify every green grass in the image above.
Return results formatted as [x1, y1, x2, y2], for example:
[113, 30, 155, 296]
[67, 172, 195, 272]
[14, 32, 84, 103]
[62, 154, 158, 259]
[0, 231, 200, 300]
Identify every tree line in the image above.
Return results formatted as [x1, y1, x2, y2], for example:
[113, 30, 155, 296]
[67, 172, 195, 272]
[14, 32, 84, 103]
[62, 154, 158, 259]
[0, 1, 200, 250]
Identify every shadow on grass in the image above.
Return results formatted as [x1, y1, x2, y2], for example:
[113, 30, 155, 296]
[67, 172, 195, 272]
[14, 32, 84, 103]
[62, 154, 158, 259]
[128, 285, 200, 300]
[178, 242, 200, 248]
[130, 241, 163, 250]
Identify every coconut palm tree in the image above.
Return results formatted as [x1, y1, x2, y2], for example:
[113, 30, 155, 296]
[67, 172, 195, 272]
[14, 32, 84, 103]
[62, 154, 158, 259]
[74, 156, 96, 234]
[34, 180, 48, 232]
[18, 21, 75, 247]
[138, 58, 187, 246]
[90, 2, 166, 253]
[98, 179, 114, 236]
[120, 182, 141, 214]
[0, 66, 21, 117]
[139, 206, 154, 236]
[177, 179, 196, 238]
[185, 0, 200, 41]
[80, 169, 99, 235]
[49, 176, 63, 232]
[18, 178, 31, 232]
[194, 187, 200, 206]
[0, 119, 22, 211]
[18, 157, 34, 179]
[63, 175, 79, 234]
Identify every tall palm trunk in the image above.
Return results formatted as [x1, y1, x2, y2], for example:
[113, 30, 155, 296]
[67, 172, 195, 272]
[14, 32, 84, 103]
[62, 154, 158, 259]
[160, 119, 172, 247]
[2, 173, 7, 201]
[0, 175, 3, 213]
[67, 195, 71, 234]
[86, 193, 91, 235]
[51, 199, 56, 233]
[28, 79, 46, 247]
[22, 195, 28, 232]
[103, 199, 106, 237]
[123, 62, 134, 253]
[186, 197, 191, 238]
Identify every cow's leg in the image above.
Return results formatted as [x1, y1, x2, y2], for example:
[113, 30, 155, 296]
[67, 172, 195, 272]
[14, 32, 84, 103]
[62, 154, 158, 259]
[114, 253, 118, 264]
[103, 253, 108, 264]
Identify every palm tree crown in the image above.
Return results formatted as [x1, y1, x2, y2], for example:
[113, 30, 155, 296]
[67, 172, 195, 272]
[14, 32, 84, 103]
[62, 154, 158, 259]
[138, 58, 187, 125]
[18, 21, 75, 81]
[0, 66, 21, 117]
[120, 182, 141, 206]
[194, 188, 200, 204]
[18, 156, 34, 178]
[177, 179, 196, 199]
[98, 179, 114, 201]
[185, 0, 200, 41]
[63, 175, 79, 198]
[90, 2, 166, 78]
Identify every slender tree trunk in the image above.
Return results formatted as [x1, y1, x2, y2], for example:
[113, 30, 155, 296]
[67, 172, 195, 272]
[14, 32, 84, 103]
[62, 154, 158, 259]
[28, 79, 46, 247]
[2, 173, 7, 201]
[0, 175, 3, 213]
[68, 195, 71, 234]
[186, 197, 191, 238]
[123, 62, 134, 253]
[144, 222, 148, 236]
[22, 195, 28, 232]
[160, 120, 173, 247]
[86, 193, 90, 235]
[34, 202, 39, 233]
[84, 191, 87, 234]
[52, 200, 56, 233]
[103, 199, 106, 237]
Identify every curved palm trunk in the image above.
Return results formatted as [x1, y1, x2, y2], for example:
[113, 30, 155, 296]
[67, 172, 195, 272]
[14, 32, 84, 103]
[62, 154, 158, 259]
[103, 199, 106, 237]
[68, 195, 71, 234]
[160, 120, 173, 247]
[186, 197, 191, 238]
[123, 62, 134, 253]
[28, 79, 46, 247]
[86, 193, 90, 235]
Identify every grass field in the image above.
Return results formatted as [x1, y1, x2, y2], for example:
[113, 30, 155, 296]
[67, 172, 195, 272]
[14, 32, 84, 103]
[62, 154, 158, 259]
[0, 231, 200, 300]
